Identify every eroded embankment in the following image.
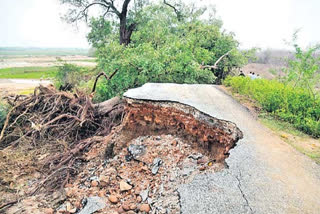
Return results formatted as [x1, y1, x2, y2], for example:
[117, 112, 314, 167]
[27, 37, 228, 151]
[116, 99, 243, 163]
[1, 95, 244, 214]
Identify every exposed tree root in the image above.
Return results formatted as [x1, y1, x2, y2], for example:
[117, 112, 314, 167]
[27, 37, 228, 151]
[0, 85, 125, 211]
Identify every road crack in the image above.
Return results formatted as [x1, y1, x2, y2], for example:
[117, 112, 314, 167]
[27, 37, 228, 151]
[235, 171, 254, 213]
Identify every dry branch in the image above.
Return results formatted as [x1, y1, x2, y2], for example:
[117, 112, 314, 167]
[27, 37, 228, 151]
[91, 69, 119, 93]
[200, 50, 232, 70]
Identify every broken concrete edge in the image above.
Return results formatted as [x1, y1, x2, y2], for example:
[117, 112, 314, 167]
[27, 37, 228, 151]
[121, 97, 244, 162]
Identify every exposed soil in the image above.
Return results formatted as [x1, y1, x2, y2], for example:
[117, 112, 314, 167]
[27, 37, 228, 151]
[0, 88, 243, 214]
[0, 79, 51, 97]
[0, 56, 96, 69]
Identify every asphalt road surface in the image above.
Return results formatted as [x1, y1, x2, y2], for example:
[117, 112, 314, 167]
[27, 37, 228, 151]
[124, 83, 320, 214]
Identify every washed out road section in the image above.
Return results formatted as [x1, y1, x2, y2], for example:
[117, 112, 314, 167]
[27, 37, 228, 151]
[124, 83, 320, 214]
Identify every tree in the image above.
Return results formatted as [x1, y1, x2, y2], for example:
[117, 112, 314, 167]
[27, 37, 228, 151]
[60, 0, 146, 45]
[282, 33, 320, 99]
[91, 3, 251, 101]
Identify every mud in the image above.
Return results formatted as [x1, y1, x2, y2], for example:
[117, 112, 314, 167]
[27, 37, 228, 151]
[119, 99, 243, 162]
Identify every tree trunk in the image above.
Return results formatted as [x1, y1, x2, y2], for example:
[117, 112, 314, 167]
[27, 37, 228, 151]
[119, 16, 135, 46]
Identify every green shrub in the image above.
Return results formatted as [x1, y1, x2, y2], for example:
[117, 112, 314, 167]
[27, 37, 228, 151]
[54, 63, 94, 91]
[0, 101, 9, 130]
[224, 76, 320, 137]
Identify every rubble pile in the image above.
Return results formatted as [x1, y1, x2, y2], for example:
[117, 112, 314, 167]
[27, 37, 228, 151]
[55, 134, 224, 214]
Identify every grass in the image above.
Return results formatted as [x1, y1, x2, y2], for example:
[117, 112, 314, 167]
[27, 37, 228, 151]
[260, 114, 320, 164]
[0, 66, 58, 79]
[222, 84, 320, 164]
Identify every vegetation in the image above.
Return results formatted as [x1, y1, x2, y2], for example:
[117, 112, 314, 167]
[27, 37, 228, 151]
[0, 101, 9, 130]
[224, 76, 320, 137]
[0, 66, 58, 79]
[260, 115, 320, 163]
[224, 34, 320, 138]
[54, 63, 95, 91]
[76, 3, 252, 101]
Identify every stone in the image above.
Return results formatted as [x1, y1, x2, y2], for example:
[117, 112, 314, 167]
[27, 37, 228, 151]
[66, 202, 76, 213]
[78, 196, 106, 214]
[108, 195, 119, 204]
[100, 180, 108, 188]
[127, 144, 146, 161]
[122, 203, 131, 211]
[91, 180, 99, 187]
[151, 158, 163, 175]
[44, 208, 54, 214]
[120, 180, 132, 191]
[136, 196, 142, 203]
[182, 165, 196, 176]
[117, 207, 125, 214]
[129, 203, 137, 210]
[140, 188, 149, 202]
[139, 204, 151, 213]
[188, 153, 203, 160]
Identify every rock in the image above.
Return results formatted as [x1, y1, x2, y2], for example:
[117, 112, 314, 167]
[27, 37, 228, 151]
[109, 195, 119, 204]
[66, 202, 76, 213]
[56, 204, 67, 213]
[197, 156, 209, 164]
[78, 196, 106, 214]
[139, 204, 151, 213]
[91, 180, 99, 187]
[120, 180, 132, 191]
[199, 165, 206, 171]
[100, 180, 108, 188]
[129, 203, 137, 210]
[188, 153, 203, 160]
[117, 207, 125, 214]
[98, 190, 106, 197]
[151, 158, 163, 175]
[140, 188, 149, 202]
[136, 196, 142, 203]
[43, 208, 54, 214]
[182, 165, 196, 176]
[122, 203, 131, 211]
[127, 144, 146, 161]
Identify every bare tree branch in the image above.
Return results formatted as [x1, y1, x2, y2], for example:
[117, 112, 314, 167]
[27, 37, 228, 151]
[200, 50, 232, 70]
[92, 69, 119, 93]
[163, 0, 183, 21]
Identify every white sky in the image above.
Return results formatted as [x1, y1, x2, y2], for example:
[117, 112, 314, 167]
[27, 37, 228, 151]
[0, 0, 319, 49]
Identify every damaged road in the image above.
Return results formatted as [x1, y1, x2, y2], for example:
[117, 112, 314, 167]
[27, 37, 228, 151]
[124, 83, 320, 214]
[1, 83, 320, 214]
[0, 84, 243, 214]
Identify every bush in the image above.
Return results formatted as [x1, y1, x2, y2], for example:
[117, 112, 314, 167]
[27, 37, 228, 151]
[224, 76, 320, 137]
[0, 101, 9, 130]
[54, 63, 94, 92]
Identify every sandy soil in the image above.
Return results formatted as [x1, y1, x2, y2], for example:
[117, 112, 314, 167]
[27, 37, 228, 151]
[0, 79, 52, 97]
[0, 56, 96, 69]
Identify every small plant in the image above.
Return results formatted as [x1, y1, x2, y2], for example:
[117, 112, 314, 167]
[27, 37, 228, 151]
[55, 63, 93, 91]
[0, 100, 9, 130]
[282, 32, 320, 98]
